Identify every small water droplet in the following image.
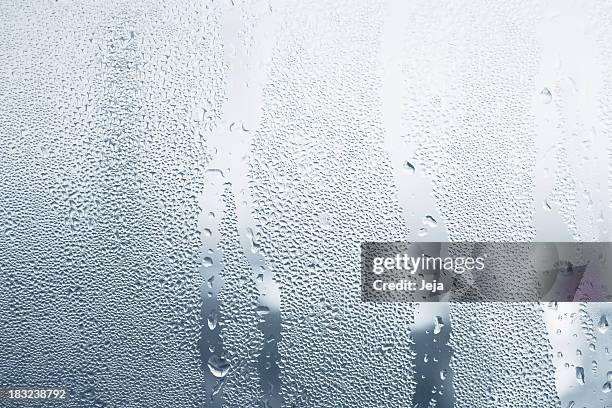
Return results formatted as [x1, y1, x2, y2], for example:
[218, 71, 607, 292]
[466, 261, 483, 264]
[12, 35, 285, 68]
[379, 343, 393, 354]
[540, 87, 552, 104]
[205, 168, 224, 177]
[318, 213, 331, 230]
[424, 215, 437, 228]
[403, 160, 415, 174]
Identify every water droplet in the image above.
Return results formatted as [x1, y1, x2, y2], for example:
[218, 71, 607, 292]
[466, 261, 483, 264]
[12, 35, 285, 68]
[433, 316, 444, 334]
[598, 314, 609, 333]
[540, 87, 552, 104]
[207, 310, 218, 330]
[380, 343, 393, 354]
[576, 366, 585, 385]
[41, 146, 50, 159]
[256, 306, 270, 315]
[205, 168, 224, 177]
[402, 160, 415, 174]
[207, 355, 230, 378]
[424, 215, 437, 228]
[318, 213, 331, 230]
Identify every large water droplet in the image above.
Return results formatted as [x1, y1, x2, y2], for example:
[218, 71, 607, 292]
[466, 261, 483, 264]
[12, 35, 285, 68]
[256, 306, 270, 315]
[598, 314, 609, 333]
[207, 310, 218, 330]
[433, 316, 444, 335]
[576, 367, 585, 385]
[207, 355, 230, 378]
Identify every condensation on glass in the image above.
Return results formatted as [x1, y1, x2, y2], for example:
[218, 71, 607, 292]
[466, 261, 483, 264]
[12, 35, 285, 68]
[1, 0, 611, 407]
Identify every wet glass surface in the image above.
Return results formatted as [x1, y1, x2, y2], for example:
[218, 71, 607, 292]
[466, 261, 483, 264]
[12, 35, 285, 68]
[1, 1, 612, 407]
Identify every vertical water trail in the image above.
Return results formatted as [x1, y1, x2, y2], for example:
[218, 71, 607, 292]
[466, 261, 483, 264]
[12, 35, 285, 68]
[198, 174, 226, 407]
[198, 1, 282, 406]
[533, 1, 612, 406]
[411, 305, 454, 408]
[379, 1, 453, 406]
